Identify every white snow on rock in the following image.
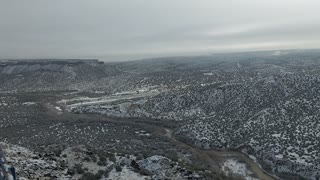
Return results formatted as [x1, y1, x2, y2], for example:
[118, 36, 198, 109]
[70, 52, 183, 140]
[0, 142, 70, 179]
[222, 159, 259, 180]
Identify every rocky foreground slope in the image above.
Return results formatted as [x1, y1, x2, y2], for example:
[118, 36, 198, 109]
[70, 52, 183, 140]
[1, 142, 203, 180]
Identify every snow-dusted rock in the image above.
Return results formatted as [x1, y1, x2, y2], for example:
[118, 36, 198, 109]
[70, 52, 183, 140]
[138, 155, 173, 178]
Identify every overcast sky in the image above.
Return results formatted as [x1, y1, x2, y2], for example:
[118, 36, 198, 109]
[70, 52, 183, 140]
[1, 0, 320, 61]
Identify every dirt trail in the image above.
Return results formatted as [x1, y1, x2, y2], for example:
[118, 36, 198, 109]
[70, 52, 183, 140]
[164, 129, 275, 180]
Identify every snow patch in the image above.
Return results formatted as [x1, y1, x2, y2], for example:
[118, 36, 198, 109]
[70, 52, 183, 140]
[55, 106, 62, 111]
[22, 102, 36, 106]
[203, 72, 214, 76]
[222, 159, 258, 180]
[107, 166, 145, 180]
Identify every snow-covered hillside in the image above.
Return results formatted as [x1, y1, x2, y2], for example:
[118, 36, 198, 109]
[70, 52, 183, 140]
[2, 50, 320, 179]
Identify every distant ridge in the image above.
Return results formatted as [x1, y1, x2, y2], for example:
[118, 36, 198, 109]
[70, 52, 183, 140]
[0, 59, 103, 65]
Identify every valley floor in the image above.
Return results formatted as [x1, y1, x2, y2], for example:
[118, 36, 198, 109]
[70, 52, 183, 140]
[0, 92, 276, 179]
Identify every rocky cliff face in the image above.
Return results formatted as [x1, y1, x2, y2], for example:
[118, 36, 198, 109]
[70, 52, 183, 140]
[0, 60, 114, 92]
[0, 59, 101, 74]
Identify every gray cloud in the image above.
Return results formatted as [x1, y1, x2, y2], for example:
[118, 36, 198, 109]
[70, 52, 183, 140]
[0, 0, 320, 61]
